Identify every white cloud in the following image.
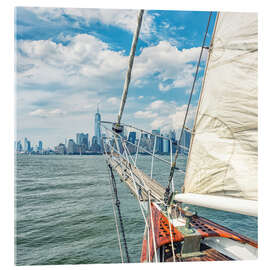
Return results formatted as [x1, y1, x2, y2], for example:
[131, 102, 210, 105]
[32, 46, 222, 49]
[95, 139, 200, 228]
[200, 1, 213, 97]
[151, 118, 167, 129]
[168, 105, 196, 130]
[148, 100, 165, 110]
[147, 100, 176, 114]
[17, 34, 128, 90]
[26, 7, 155, 38]
[158, 83, 171, 92]
[162, 22, 170, 29]
[134, 110, 158, 119]
[17, 34, 206, 96]
[133, 100, 196, 134]
[107, 97, 120, 105]
[29, 108, 66, 118]
[171, 25, 185, 31]
[132, 41, 207, 91]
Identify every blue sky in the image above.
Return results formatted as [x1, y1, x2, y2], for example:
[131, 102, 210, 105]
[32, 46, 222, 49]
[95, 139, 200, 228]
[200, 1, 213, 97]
[15, 7, 217, 148]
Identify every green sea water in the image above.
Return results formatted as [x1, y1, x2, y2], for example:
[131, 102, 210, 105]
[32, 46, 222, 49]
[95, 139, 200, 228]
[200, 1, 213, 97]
[15, 154, 258, 265]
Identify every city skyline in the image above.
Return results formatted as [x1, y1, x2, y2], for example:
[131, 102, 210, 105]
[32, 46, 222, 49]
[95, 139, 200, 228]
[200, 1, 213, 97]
[15, 7, 216, 148]
[15, 108, 191, 153]
[16, 106, 102, 150]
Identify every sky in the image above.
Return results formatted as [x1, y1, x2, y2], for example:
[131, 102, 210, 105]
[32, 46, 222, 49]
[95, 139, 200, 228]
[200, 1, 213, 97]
[15, 7, 217, 148]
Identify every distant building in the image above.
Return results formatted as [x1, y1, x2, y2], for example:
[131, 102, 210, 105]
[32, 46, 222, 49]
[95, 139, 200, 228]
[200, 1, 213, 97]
[169, 130, 177, 153]
[23, 138, 31, 153]
[92, 136, 97, 145]
[160, 135, 163, 154]
[38, 141, 43, 152]
[139, 133, 151, 153]
[141, 133, 148, 140]
[128, 132, 136, 145]
[67, 139, 76, 154]
[180, 129, 191, 154]
[183, 129, 191, 149]
[125, 132, 136, 154]
[94, 106, 101, 146]
[169, 129, 176, 141]
[90, 135, 101, 153]
[16, 140, 23, 152]
[162, 134, 170, 154]
[151, 129, 162, 153]
[55, 143, 66, 155]
[23, 138, 27, 152]
[76, 133, 89, 153]
[24, 138, 28, 152]
[100, 133, 107, 153]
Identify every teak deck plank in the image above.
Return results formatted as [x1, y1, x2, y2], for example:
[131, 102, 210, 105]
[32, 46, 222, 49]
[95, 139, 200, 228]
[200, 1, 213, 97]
[165, 245, 233, 262]
[107, 155, 165, 201]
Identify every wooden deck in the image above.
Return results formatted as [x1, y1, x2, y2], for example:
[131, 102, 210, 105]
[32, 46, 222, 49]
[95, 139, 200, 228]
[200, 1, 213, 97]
[106, 154, 165, 201]
[141, 203, 258, 262]
[164, 243, 233, 262]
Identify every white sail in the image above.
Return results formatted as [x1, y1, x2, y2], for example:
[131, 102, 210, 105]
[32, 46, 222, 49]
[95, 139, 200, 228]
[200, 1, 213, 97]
[182, 12, 258, 208]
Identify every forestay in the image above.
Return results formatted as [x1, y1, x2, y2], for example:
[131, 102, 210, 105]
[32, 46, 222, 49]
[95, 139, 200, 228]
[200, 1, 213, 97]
[182, 13, 258, 206]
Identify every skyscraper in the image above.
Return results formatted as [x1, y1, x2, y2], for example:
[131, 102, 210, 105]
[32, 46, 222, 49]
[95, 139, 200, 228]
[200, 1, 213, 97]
[163, 134, 170, 154]
[67, 139, 76, 154]
[180, 129, 191, 155]
[16, 140, 23, 152]
[183, 129, 191, 149]
[128, 132, 136, 144]
[151, 129, 162, 153]
[24, 137, 28, 152]
[76, 133, 89, 149]
[90, 135, 101, 153]
[94, 106, 101, 146]
[38, 141, 43, 152]
[169, 130, 177, 153]
[23, 137, 31, 152]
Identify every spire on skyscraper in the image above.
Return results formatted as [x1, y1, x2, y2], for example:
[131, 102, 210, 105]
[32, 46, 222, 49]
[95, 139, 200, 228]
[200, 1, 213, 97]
[94, 104, 101, 146]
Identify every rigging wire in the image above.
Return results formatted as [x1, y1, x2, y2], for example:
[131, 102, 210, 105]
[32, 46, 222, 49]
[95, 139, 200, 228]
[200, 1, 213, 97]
[164, 11, 213, 205]
[148, 195, 158, 262]
[101, 120, 190, 153]
[104, 137, 165, 204]
[150, 136, 157, 179]
[101, 122, 185, 174]
[107, 163, 130, 263]
[105, 162, 124, 263]
[167, 208, 176, 262]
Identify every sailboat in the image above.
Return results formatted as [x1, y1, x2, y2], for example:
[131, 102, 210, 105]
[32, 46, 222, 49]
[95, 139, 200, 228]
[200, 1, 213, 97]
[101, 10, 257, 262]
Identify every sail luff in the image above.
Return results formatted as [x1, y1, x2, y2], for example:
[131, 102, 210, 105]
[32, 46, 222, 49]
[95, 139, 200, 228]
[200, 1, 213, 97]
[183, 12, 258, 202]
[183, 12, 220, 189]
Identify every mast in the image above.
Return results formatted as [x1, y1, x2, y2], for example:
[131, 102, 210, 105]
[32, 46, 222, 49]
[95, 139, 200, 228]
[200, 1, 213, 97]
[117, 10, 144, 126]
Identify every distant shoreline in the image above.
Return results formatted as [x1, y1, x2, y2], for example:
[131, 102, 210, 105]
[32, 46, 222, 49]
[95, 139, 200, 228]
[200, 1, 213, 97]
[16, 152, 181, 157]
[16, 152, 103, 156]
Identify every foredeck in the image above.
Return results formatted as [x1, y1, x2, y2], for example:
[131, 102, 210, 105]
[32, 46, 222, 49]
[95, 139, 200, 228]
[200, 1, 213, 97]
[141, 203, 258, 262]
[165, 243, 233, 262]
[106, 154, 165, 201]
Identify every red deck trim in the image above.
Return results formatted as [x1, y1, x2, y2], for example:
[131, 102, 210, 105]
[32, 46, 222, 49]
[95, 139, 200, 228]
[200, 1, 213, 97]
[140, 203, 258, 262]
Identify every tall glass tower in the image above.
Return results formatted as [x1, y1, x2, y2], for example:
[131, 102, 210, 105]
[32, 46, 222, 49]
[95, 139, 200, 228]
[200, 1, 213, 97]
[94, 105, 101, 146]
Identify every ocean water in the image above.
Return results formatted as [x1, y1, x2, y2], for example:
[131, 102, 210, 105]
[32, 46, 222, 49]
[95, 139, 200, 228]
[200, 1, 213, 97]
[15, 154, 258, 265]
